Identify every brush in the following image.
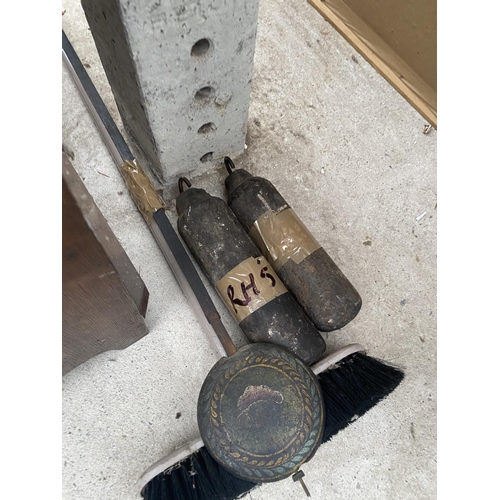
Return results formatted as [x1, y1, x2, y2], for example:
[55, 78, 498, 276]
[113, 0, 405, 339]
[138, 344, 403, 499]
[62, 30, 404, 500]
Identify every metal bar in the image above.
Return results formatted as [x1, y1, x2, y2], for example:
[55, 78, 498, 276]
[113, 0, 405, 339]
[62, 30, 133, 166]
[150, 213, 233, 358]
[62, 29, 237, 358]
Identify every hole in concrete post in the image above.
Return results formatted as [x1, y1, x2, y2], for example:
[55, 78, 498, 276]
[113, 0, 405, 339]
[198, 123, 217, 134]
[191, 38, 211, 57]
[194, 86, 214, 101]
[200, 152, 214, 163]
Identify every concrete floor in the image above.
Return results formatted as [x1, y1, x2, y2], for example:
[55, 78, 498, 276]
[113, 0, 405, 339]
[62, 0, 437, 498]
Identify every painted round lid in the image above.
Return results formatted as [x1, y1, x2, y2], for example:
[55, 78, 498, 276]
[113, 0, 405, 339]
[197, 343, 324, 483]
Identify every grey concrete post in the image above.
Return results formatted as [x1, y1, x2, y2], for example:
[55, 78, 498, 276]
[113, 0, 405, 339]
[81, 0, 259, 184]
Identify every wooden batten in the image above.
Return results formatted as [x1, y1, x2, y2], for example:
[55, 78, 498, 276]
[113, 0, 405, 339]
[308, 0, 437, 128]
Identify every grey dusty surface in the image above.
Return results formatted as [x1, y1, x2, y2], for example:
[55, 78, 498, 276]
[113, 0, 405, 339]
[62, 0, 437, 499]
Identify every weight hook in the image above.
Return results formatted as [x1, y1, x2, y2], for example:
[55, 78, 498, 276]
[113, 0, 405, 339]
[178, 177, 192, 194]
[224, 156, 236, 174]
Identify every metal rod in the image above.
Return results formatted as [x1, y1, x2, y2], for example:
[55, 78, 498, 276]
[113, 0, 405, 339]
[298, 477, 311, 497]
[62, 30, 133, 166]
[62, 29, 237, 358]
[149, 218, 228, 358]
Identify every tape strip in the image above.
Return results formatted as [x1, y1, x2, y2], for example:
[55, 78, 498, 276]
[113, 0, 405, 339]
[119, 159, 165, 224]
[249, 208, 321, 270]
[215, 257, 287, 323]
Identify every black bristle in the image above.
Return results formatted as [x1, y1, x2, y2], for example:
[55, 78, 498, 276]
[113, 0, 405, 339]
[142, 352, 404, 499]
[318, 352, 405, 442]
[142, 447, 259, 500]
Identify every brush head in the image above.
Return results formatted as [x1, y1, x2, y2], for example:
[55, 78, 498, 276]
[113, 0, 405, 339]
[318, 351, 405, 441]
[141, 351, 404, 499]
[141, 447, 259, 500]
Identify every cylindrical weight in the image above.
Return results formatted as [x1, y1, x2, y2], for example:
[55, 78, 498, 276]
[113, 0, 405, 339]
[176, 184, 326, 365]
[224, 161, 362, 332]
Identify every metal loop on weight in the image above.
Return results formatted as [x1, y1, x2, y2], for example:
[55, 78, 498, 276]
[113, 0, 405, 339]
[178, 177, 192, 194]
[224, 156, 236, 174]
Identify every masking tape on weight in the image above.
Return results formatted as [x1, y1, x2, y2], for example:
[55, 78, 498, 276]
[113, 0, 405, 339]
[215, 256, 287, 323]
[249, 208, 321, 270]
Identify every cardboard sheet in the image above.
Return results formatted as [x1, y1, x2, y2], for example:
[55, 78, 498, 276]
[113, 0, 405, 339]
[308, 0, 437, 128]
